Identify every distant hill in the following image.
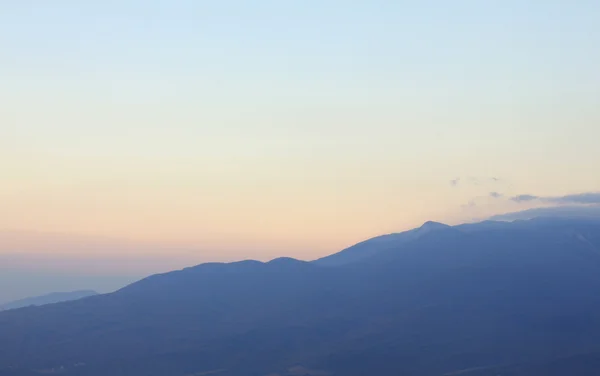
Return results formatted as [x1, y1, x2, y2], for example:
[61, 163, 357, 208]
[1, 218, 600, 375]
[0, 290, 98, 311]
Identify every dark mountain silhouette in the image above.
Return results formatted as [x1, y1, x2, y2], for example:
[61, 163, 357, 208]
[0, 290, 98, 311]
[1, 218, 600, 375]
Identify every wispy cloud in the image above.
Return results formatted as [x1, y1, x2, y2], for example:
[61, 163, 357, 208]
[510, 194, 539, 202]
[490, 205, 600, 221]
[450, 176, 502, 188]
[466, 191, 600, 222]
[468, 177, 501, 185]
[461, 200, 477, 209]
[508, 192, 600, 205]
[460, 192, 504, 209]
[553, 192, 600, 204]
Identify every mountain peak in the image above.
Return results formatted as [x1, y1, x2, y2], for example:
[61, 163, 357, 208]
[267, 257, 306, 266]
[412, 221, 453, 237]
[419, 221, 450, 230]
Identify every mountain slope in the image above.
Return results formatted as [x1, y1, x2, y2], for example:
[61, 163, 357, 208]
[1, 219, 600, 375]
[313, 220, 453, 266]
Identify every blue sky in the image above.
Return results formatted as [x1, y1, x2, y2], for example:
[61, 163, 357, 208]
[1, 1, 600, 301]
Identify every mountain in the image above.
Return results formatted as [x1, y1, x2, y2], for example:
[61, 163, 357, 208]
[1, 218, 600, 375]
[314, 220, 453, 266]
[0, 290, 98, 311]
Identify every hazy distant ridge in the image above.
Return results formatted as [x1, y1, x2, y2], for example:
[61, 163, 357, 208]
[0, 290, 98, 311]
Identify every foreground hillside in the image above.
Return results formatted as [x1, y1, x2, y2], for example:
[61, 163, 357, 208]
[1, 218, 600, 375]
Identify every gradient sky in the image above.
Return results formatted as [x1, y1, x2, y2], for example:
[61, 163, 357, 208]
[2, 1, 600, 300]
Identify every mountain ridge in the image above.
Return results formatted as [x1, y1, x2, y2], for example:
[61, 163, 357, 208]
[1, 217, 600, 375]
[314, 220, 461, 267]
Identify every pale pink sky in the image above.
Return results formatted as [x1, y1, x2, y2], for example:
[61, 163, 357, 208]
[2, 1, 600, 281]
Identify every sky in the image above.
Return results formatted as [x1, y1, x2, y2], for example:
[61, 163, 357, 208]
[1, 1, 600, 301]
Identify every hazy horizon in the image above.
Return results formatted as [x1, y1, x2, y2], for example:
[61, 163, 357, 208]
[3, 207, 600, 304]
